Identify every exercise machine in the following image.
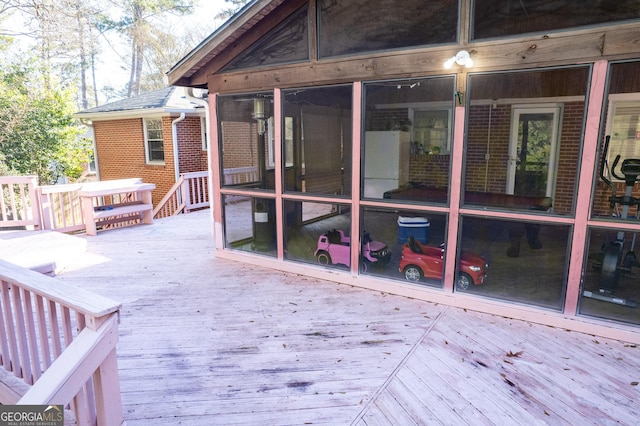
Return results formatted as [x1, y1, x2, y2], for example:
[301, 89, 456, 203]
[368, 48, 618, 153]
[585, 136, 640, 308]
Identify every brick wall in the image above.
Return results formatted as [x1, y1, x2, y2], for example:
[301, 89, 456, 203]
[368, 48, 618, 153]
[94, 114, 211, 206]
[408, 155, 450, 187]
[176, 116, 208, 173]
[554, 102, 584, 214]
[466, 102, 585, 215]
[221, 121, 259, 169]
[94, 116, 176, 206]
[369, 102, 636, 217]
[466, 104, 511, 194]
[367, 108, 411, 131]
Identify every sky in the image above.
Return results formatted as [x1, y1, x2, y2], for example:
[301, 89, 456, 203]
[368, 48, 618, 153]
[95, 0, 231, 100]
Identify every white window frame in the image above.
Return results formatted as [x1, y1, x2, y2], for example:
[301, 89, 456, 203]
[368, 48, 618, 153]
[605, 94, 640, 182]
[144, 117, 165, 165]
[267, 116, 295, 169]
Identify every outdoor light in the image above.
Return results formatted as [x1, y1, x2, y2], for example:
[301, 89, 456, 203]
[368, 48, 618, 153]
[444, 50, 473, 69]
[252, 98, 265, 120]
[253, 98, 267, 135]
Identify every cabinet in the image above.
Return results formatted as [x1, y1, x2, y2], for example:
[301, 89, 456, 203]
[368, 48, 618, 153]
[412, 109, 451, 154]
[363, 131, 410, 198]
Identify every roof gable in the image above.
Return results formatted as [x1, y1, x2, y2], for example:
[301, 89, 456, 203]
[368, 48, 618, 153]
[167, 0, 296, 87]
[221, 3, 309, 72]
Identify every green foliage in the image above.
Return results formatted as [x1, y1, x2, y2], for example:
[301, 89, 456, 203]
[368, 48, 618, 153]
[0, 62, 92, 185]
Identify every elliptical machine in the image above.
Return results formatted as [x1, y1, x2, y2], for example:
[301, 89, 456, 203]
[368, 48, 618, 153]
[585, 136, 640, 308]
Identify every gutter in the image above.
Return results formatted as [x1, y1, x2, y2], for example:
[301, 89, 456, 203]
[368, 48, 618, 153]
[172, 113, 186, 182]
[183, 87, 214, 232]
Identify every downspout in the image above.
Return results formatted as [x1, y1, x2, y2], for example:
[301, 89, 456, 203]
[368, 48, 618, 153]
[172, 113, 186, 183]
[184, 87, 213, 216]
[80, 118, 100, 181]
[184, 87, 210, 153]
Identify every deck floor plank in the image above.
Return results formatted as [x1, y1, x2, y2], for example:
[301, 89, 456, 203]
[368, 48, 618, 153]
[3, 209, 636, 425]
[433, 310, 640, 423]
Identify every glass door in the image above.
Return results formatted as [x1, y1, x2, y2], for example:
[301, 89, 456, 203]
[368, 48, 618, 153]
[507, 106, 561, 198]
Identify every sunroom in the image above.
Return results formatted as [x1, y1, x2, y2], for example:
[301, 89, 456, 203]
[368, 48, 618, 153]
[168, 0, 640, 341]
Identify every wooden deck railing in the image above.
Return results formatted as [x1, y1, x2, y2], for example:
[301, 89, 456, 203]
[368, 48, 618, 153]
[0, 176, 41, 230]
[0, 259, 123, 425]
[38, 183, 86, 233]
[153, 171, 210, 219]
[1, 172, 214, 230]
[223, 166, 258, 185]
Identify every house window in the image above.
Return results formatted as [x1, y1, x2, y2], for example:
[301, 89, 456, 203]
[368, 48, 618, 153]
[410, 108, 452, 155]
[217, 92, 274, 190]
[267, 117, 294, 168]
[144, 118, 164, 164]
[201, 116, 208, 151]
[605, 98, 640, 169]
[362, 77, 455, 201]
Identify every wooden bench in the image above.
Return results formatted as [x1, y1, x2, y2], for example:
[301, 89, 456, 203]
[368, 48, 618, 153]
[78, 179, 156, 236]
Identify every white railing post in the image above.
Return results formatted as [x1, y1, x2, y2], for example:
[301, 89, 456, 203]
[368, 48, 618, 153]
[181, 175, 190, 211]
[0, 176, 41, 230]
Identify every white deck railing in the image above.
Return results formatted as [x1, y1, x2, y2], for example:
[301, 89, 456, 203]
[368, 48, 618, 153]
[223, 166, 258, 185]
[0, 176, 41, 230]
[0, 259, 123, 425]
[38, 183, 86, 233]
[153, 171, 210, 219]
[0, 171, 262, 229]
[1, 174, 213, 231]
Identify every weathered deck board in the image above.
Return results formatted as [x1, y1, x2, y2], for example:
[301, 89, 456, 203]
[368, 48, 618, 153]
[5, 209, 638, 425]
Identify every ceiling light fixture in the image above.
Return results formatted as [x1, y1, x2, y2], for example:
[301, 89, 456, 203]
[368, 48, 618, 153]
[444, 50, 473, 69]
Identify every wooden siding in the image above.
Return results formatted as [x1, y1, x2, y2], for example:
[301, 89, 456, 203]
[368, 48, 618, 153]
[24, 210, 637, 425]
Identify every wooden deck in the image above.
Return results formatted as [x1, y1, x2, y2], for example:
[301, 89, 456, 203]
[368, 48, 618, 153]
[3, 210, 639, 425]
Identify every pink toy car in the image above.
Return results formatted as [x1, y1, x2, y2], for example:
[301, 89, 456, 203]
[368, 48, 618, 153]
[399, 237, 488, 290]
[315, 229, 391, 272]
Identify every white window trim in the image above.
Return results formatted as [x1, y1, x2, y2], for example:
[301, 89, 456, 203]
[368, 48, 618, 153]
[143, 117, 165, 165]
[604, 94, 640, 182]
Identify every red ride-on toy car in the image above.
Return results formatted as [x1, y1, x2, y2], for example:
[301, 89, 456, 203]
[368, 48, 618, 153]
[399, 237, 488, 290]
[315, 229, 391, 272]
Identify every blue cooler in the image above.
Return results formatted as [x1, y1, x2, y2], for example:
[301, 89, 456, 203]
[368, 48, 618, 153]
[397, 216, 429, 244]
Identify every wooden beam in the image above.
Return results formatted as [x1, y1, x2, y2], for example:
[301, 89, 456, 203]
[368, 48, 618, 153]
[208, 23, 639, 93]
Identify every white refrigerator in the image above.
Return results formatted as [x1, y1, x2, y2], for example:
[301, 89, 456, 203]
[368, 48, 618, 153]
[363, 131, 410, 198]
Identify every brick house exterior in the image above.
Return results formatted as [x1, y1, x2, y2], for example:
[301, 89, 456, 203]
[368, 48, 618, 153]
[76, 86, 208, 206]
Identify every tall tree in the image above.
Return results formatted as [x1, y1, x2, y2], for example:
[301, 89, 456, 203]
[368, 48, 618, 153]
[102, 0, 194, 97]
